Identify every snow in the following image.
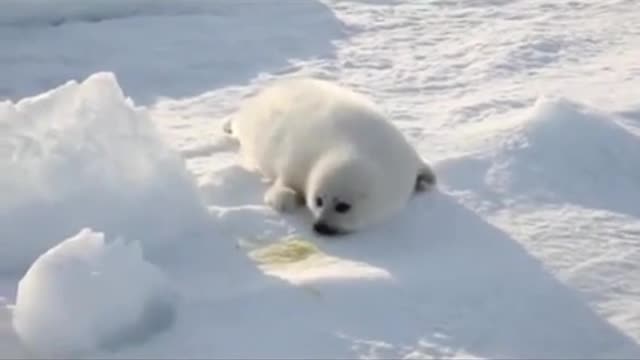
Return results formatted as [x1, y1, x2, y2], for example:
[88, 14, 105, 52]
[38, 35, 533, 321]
[1, 0, 640, 359]
[0, 0, 230, 26]
[0, 0, 344, 105]
[11, 228, 177, 358]
[0, 72, 208, 274]
[488, 96, 640, 216]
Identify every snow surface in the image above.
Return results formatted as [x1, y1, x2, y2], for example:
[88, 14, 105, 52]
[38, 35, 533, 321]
[12, 228, 177, 358]
[0, 72, 208, 273]
[0, 0, 344, 105]
[2, 0, 640, 359]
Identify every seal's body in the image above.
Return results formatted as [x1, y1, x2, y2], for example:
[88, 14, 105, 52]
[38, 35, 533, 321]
[227, 78, 435, 235]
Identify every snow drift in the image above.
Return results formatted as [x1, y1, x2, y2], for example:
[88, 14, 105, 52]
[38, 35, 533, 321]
[489, 97, 640, 216]
[441, 96, 640, 217]
[0, 72, 207, 273]
[12, 228, 177, 357]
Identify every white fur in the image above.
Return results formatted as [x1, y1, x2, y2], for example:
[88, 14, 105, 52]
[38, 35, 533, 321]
[228, 78, 434, 233]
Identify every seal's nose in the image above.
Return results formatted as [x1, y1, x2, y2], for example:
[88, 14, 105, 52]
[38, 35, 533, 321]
[313, 222, 339, 236]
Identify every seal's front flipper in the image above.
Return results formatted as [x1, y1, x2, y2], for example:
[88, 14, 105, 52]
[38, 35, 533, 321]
[415, 163, 436, 192]
[264, 182, 303, 213]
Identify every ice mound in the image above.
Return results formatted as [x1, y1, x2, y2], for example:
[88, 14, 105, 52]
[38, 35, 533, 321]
[12, 228, 177, 358]
[0, 72, 207, 272]
[487, 96, 640, 215]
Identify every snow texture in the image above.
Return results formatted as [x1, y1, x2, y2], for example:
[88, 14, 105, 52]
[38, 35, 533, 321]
[491, 97, 640, 217]
[1, 0, 640, 359]
[0, 72, 207, 273]
[0, 0, 345, 104]
[12, 228, 177, 358]
[0, 0, 232, 26]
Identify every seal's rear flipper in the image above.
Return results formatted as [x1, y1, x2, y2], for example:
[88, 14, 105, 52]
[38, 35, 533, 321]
[222, 117, 233, 135]
[415, 163, 436, 192]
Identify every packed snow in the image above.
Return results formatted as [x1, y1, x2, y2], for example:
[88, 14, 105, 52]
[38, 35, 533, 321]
[1, 0, 640, 359]
[12, 228, 177, 358]
[0, 72, 208, 273]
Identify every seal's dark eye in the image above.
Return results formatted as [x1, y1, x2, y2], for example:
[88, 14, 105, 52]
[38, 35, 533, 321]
[315, 197, 323, 207]
[335, 202, 351, 213]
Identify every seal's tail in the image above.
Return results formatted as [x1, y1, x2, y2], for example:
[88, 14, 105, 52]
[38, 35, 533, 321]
[222, 117, 233, 135]
[415, 164, 436, 192]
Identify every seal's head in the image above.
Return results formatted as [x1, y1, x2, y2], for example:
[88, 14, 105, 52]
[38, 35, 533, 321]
[306, 153, 383, 236]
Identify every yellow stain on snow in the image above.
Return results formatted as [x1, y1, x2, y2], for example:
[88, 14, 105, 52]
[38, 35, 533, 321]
[244, 235, 392, 288]
[249, 237, 321, 265]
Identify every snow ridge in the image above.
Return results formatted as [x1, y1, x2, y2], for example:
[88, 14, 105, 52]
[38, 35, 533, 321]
[0, 72, 208, 273]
